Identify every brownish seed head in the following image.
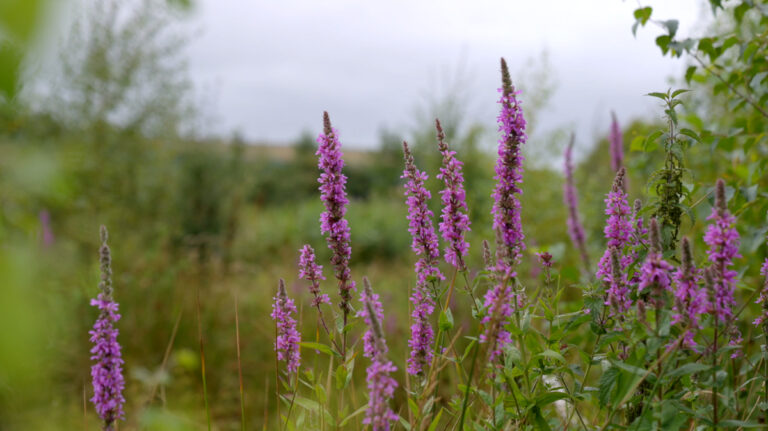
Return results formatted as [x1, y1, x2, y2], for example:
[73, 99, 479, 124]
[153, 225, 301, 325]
[362, 277, 384, 342]
[500, 57, 513, 97]
[482, 240, 492, 268]
[435, 118, 447, 151]
[703, 267, 715, 292]
[633, 199, 642, 216]
[681, 237, 693, 274]
[715, 179, 727, 214]
[278, 278, 287, 300]
[323, 111, 332, 136]
[637, 300, 647, 324]
[402, 141, 414, 171]
[98, 225, 113, 297]
[649, 218, 661, 253]
[612, 167, 626, 193]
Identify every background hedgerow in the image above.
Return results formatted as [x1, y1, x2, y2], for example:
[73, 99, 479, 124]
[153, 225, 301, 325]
[1, 0, 768, 430]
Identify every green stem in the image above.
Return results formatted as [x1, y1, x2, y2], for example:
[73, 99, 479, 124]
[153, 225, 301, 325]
[196, 287, 212, 431]
[713, 324, 719, 430]
[458, 341, 480, 430]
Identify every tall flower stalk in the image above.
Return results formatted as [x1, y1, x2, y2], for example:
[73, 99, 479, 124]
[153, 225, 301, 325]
[271, 279, 301, 374]
[563, 134, 590, 273]
[480, 58, 527, 363]
[402, 141, 442, 376]
[317, 111, 355, 356]
[704, 179, 740, 324]
[359, 277, 398, 431]
[298, 244, 330, 307]
[492, 57, 527, 276]
[597, 168, 633, 286]
[436, 118, 471, 271]
[672, 237, 706, 350]
[704, 179, 742, 355]
[89, 226, 125, 430]
[638, 218, 674, 309]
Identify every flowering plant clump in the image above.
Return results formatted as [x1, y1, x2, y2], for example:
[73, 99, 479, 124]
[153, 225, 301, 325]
[81, 56, 768, 431]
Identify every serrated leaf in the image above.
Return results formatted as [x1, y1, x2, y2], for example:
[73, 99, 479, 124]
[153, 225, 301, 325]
[598, 366, 619, 406]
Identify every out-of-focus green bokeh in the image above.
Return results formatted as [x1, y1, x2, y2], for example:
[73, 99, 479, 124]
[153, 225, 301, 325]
[1, 0, 766, 430]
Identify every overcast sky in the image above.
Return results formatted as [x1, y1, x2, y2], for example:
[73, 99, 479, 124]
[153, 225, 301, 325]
[186, 1, 705, 151]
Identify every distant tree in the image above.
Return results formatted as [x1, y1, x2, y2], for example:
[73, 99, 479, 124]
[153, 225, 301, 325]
[29, 0, 195, 138]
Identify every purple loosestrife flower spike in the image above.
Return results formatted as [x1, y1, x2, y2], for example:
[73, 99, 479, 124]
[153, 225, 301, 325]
[492, 58, 527, 276]
[358, 278, 398, 431]
[754, 232, 768, 327]
[402, 141, 442, 375]
[89, 226, 125, 430]
[563, 135, 590, 271]
[596, 168, 633, 286]
[271, 279, 301, 374]
[436, 119, 471, 270]
[638, 218, 674, 307]
[359, 277, 386, 359]
[481, 280, 514, 362]
[672, 237, 706, 349]
[703, 179, 741, 325]
[298, 244, 330, 307]
[606, 247, 631, 314]
[609, 111, 624, 175]
[317, 112, 355, 315]
[402, 141, 443, 285]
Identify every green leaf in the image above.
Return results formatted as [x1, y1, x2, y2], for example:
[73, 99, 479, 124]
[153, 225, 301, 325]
[335, 364, 348, 390]
[656, 35, 671, 54]
[630, 136, 645, 152]
[646, 92, 668, 101]
[666, 362, 710, 379]
[685, 66, 697, 83]
[408, 397, 420, 420]
[671, 88, 690, 98]
[536, 350, 566, 364]
[719, 419, 763, 428]
[662, 19, 679, 38]
[531, 406, 552, 431]
[535, 391, 570, 406]
[679, 128, 701, 143]
[339, 404, 368, 427]
[293, 397, 335, 425]
[0, 44, 22, 100]
[438, 308, 454, 331]
[427, 408, 443, 431]
[598, 366, 619, 406]
[299, 341, 335, 356]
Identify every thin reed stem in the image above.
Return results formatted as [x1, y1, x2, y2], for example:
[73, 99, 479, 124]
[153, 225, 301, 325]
[458, 340, 480, 430]
[235, 293, 246, 431]
[196, 286, 212, 431]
